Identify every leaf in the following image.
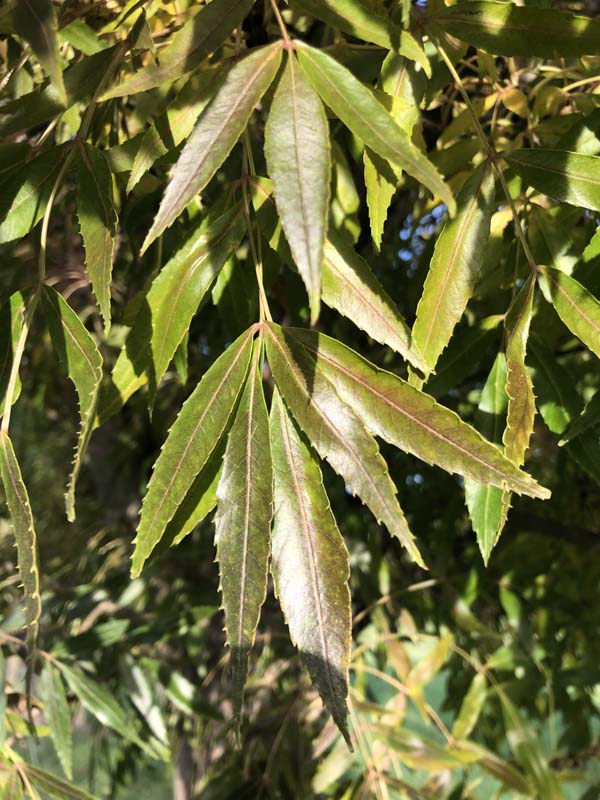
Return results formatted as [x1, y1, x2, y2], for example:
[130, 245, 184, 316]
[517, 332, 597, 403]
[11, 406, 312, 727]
[40, 665, 73, 780]
[14, 0, 66, 104]
[0, 432, 41, 680]
[265, 323, 424, 567]
[131, 328, 254, 577]
[265, 53, 330, 325]
[101, 201, 245, 421]
[0, 292, 27, 417]
[3, 770, 24, 800]
[0, 145, 68, 244]
[452, 672, 487, 740]
[537, 265, 600, 359]
[142, 43, 282, 250]
[214, 343, 272, 722]
[288, 328, 550, 499]
[527, 206, 579, 277]
[559, 390, 600, 445]
[21, 763, 99, 800]
[431, 1, 600, 58]
[412, 161, 495, 376]
[42, 287, 102, 523]
[102, 0, 255, 99]
[270, 389, 351, 746]
[295, 43, 455, 215]
[75, 145, 118, 332]
[507, 150, 600, 213]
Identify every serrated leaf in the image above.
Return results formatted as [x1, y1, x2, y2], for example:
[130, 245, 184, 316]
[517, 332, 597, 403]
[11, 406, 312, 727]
[265, 323, 424, 567]
[214, 344, 272, 722]
[507, 150, 600, 212]
[452, 672, 487, 740]
[42, 287, 102, 523]
[265, 53, 330, 325]
[142, 43, 282, 250]
[40, 665, 73, 780]
[270, 389, 352, 746]
[537, 265, 600, 359]
[295, 42, 455, 215]
[22, 763, 100, 800]
[288, 328, 550, 498]
[102, 0, 255, 99]
[131, 328, 254, 577]
[412, 161, 495, 377]
[75, 145, 117, 333]
[0, 292, 27, 417]
[14, 0, 66, 104]
[431, 1, 600, 57]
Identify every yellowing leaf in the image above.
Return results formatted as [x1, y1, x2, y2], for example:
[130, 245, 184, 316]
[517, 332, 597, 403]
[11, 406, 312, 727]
[452, 672, 487, 740]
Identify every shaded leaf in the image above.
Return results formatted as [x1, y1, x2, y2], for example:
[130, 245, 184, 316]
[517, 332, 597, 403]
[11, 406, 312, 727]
[0, 292, 27, 417]
[559, 390, 600, 445]
[40, 665, 73, 780]
[527, 205, 578, 276]
[21, 763, 99, 800]
[507, 149, 600, 212]
[14, 0, 66, 103]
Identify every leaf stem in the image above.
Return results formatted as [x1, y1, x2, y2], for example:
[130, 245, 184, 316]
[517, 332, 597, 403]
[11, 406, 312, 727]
[242, 135, 273, 323]
[269, 0, 292, 49]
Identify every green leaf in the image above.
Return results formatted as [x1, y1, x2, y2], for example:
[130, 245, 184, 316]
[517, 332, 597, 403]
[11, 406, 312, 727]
[42, 287, 102, 523]
[75, 145, 118, 332]
[14, 0, 66, 104]
[431, 1, 600, 58]
[288, 328, 550, 499]
[265, 53, 331, 325]
[0, 145, 67, 244]
[0, 292, 27, 417]
[537, 265, 600, 359]
[0, 432, 41, 676]
[412, 161, 495, 377]
[270, 389, 352, 746]
[507, 150, 600, 212]
[559, 390, 600, 445]
[215, 343, 272, 722]
[452, 672, 487, 740]
[295, 43, 455, 215]
[102, 0, 255, 99]
[59, 19, 107, 56]
[40, 665, 73, 780]
[527, 206, 579, 277]
[142, 43, 282, 250]
[3, 770, 24, 800]
[265, 323, 424, 567]
[131, 327, 254, 577]
[21, 763, 99, 800]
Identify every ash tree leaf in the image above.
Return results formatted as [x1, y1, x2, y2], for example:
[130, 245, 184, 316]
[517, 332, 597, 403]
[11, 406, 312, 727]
[289, 328, 550, 499]
[40, 665, 73, 780]
[21, 763, 100, 800]
[131, 328, 254, 577]
[537, 265, 600, 359]
[142, 43, 282, 251]
[265, 52, 331, 325]
[75, 144, 118, 333]
[507, 150, 600, 213]
[295, 42, 455, 216]
[270, 389, 352, 747]
[265, 323, 425, 567]
[214, 343, 273, 723]
[412, 161, 495, 378]
[42, 287, 102, 523]
[14, 0, 66, 104]
[0, 292, 27, 417]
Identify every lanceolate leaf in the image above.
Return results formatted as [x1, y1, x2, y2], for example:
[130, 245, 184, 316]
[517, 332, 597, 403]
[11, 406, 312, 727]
[40, 665, 73, 780]
[131, 328, 254, 577]
[142, 43, 282, 250]
[537, 265, 600, 359]
[21, 763, 99, 800]
[295, 42, 455, 215]
[289, 329, 550, 499]
[431, 1, 600, 58]
[265, 324, 424, 566]
[0, 292, 27, 417]
[265, 53, 330, 325]
[75, 145, 117, 332]
[214, 344, 272, 722]
[412, 161, 495, 377]
[103, 0, 255, 99]
[452, 672, 487, 740]
[14, 0, 66, 104]
[42, 286, 102, 523]
[507, 150, 600, 213]
[559, 391, 600, 445]
[270, 390, 352, 746]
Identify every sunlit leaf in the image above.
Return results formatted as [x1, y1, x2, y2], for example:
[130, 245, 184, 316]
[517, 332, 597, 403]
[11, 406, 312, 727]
[452, 672, 487, 740]
[0, 292, 26, 417]
[508, 150, 600, 212]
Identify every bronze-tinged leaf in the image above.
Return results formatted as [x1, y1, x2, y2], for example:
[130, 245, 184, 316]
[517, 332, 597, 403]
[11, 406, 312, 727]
[270, 389, 352, 746]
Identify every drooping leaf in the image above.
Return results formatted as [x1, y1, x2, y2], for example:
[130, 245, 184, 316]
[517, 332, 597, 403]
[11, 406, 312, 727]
[0, 292, 27, 417]
[270, 389, 352, 746]
[14, 0, 66, 104]
[452, 672, 487, 740]
[288, 328, 550, 498]
[103, 0, 255, 99]
[265, 53, 330, 325]
[431, 1, 600, 58]
[265, 323, 425, 567]
[40, 665, 73, 780]
[131, 328, 254, 577]
[412, 161, 495, 377]
[42, 287, 102, 523]
[214, 343, 272, 722]
[142, 43, 282, 250]
[295, 42, 455, 215]
[21, 763, 99, 800]
[507, 150, 600, 213]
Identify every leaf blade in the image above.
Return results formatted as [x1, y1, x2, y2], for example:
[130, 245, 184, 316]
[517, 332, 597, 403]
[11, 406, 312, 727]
[507, 150, 600, 213]
[14, 0, 66, 103]
[40, 665, 73, 780]
[538, 265, 600, 359]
